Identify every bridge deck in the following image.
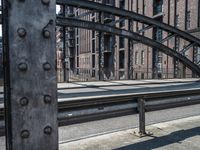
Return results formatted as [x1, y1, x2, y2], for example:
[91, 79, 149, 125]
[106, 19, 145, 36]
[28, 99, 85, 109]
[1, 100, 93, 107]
[0, 79, 200, 102]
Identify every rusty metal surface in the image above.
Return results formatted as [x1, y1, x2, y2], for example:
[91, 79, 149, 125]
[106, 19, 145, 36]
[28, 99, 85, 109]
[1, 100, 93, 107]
[4, 0, 58, 149]
[57, 17, 200, 76]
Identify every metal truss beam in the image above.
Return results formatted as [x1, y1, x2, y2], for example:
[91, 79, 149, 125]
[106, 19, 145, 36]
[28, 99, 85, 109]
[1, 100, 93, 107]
[161, 33, 175, 43]
[180, 43, 195, 54]
[75, 10, 95, 19]
[107, 17, 125, 26]
[57, 17, 200, 76]
[137, 25, 154, 34]
[56, 0, 200, 46]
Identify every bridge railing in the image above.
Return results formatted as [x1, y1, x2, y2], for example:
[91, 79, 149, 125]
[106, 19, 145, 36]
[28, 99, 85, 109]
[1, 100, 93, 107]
[0, 88, 200, 136]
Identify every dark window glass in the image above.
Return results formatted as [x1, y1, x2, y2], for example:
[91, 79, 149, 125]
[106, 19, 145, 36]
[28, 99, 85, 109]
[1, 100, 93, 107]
[119, 37, 125, 49]
[119, 51, 125, 69]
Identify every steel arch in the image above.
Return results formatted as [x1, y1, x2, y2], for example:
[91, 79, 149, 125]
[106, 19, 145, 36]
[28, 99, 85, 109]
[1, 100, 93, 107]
[57, 17, 200, 76]
[56, 0, 200, 46]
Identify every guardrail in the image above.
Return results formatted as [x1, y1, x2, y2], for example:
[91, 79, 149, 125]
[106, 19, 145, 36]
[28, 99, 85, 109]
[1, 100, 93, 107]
[0, 89, 200, 136]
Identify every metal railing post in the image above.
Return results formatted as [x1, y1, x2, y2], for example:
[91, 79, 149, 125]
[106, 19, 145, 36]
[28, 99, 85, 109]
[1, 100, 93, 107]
[138, 98, 146, 135]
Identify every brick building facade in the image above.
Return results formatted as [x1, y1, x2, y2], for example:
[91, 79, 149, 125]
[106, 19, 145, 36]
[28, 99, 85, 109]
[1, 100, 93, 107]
[57, 0, 200, 82]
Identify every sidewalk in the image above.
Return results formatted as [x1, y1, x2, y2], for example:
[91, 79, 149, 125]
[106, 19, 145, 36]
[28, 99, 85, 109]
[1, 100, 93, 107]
[59, 115, 200, 150]
[58, 78, 199, 89]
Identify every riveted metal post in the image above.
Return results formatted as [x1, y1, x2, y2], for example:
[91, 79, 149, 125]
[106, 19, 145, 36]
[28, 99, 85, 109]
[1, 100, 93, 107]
[138, 98, 146, 136]
[4, 0, 58, 149]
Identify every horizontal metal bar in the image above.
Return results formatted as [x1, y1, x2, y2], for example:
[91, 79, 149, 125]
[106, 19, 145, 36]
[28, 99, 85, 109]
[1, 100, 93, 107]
[137, 25, 154, 33]
[75, 10, 94, 19]
[56, 16, 200, 76]
[56, 0, 200, 46]
[0, 90, 199, 135]
[58, 103, 137, 120]
[107, 18, 125, 26]
[161, 33, 175, 43]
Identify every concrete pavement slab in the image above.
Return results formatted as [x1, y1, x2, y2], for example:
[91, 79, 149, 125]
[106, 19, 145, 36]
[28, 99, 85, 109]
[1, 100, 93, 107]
[59, 116, 200, 150]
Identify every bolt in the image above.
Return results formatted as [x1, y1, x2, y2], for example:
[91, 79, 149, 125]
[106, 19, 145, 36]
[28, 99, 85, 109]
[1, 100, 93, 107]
[18, 63, 28, 71]
[43, 30, 50, 38]
[44, 126, 52, 135]
[20, 97, 29, 106]
[41, 0, 50, 5]
[44, 95, 52, 104]
[17, 28, 26, 38]
[21, 130, 30, 139]
[43, 63, 51, 71]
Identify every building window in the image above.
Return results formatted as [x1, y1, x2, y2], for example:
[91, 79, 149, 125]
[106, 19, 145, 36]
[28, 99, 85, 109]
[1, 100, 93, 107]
[153, 0, 163, 15]
[92, 70, 95, 77]
[76, 28, 79, 36]
[104, 53, 110, 68]
[92, 55, 95, 68]
[76, 45, 79, 55]
[119, 0, 125, 9]
[135, 73, 138, 79]
[135, 51, 139, 65]
[92, 30, 95, 39]
[186, 11, 191, 30]
[92, 39, 95, 53]
[119, 51, 125, 69]
[119, 37, 125, 49]
[76, 37, 79, 44]
[77, 57, 79, 67]
[141, 73, 145, 79]
[141, 51, 145, 65]
[119, 17, 125, 28]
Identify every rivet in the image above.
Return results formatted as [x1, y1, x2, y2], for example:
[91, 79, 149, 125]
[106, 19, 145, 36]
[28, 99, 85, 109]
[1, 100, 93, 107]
[44, 95, 52, 104]
[21, 130, 30, 139]
[20, 97, 29, 106]
[42, 0, 50, 5]
[43, 63, 51, 71]
[49, 19, 54, 25]
[18, 63, 28, 71]
[43, 30, 50, 38]
[44, 126, 52, 135]
[17, 28, 26, 38]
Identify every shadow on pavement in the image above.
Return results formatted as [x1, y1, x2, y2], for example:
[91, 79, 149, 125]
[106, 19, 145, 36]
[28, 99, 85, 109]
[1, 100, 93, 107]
[115, 127, 200, 150]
